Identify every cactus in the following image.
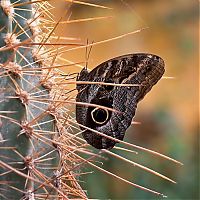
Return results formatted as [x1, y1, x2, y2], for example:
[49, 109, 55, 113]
[0, 0, 86, 199]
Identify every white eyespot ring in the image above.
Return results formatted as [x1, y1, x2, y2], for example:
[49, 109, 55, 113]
[91, 107, 109, 125]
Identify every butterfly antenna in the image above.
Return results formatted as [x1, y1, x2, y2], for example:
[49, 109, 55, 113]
[86, 40, 94, 70]
[87, 40, 94, 61]
[85, 38, 89, 70]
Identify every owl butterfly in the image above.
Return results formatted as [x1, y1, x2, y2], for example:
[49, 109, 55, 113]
[76, 53, 165, 149]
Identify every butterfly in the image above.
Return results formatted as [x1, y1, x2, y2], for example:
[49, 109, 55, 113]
[76, 53, 165, 149]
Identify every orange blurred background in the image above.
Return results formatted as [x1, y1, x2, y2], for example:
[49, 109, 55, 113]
[52, 0, 198, 199]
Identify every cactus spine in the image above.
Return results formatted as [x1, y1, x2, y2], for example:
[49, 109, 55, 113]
[0, 1, 182, 199]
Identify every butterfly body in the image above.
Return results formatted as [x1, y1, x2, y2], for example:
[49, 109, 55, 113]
[76, 53, 165, 149]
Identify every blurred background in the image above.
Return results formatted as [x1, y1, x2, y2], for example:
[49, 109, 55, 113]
[52, 0, 198, 199]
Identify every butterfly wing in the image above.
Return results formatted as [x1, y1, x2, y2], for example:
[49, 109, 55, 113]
[76, 53, 165, 149]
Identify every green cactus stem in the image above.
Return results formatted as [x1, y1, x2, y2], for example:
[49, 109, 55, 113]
[0, 0, 62, 199]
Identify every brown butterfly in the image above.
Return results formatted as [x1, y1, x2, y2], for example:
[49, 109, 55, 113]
[76, 53, 165, 149]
